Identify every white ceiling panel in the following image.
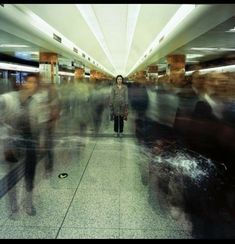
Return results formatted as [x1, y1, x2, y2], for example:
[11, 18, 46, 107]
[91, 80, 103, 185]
[92, 4, 128, 73]
[125, 4, 181, 74]
[22, 4, 114, 73]
[2, 4, 235, 77]
[17, 4, 182, 76]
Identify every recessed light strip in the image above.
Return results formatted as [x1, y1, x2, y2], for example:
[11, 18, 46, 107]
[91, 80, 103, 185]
[126, 4, 196, 77]
[15, 5, 114, 76]
[0, 44, 29, 48]
[191, 47, 235, 51]
[76, 4, 118, 76]
[58, 71, 75, 76]
[124, 4, 141, 75]
[0, 62, 39, 72]
[185, 64, 235, 75]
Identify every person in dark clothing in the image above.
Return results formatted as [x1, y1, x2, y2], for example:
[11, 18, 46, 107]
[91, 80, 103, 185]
[128, 81, 149, 138]
[110, 75, 128, 137]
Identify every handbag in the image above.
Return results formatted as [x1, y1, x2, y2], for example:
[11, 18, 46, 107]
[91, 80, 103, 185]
[124, 107, 128, 121]
[3, 137, 21, 163]
[4, 149, 19, 163]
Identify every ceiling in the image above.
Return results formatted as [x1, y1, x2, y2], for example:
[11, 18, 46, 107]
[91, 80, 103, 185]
[20, 4, 182, 76]
[0, 29, 76, 68]
[0, 4, 235, 77]
[0, 29, 45, 61]
[154, 16, 235, 71]
[174, 16, 235, 62]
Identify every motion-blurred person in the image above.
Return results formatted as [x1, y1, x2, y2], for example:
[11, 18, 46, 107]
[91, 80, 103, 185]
[0, 73, 40, 216]
[90, 82, 103, 135]
[90, 81, 110, 135]
[128, 80, 149, 139]
[30, 77, 60, 178]
[73, 79, 92, 137]
[110, 75, 128, 138]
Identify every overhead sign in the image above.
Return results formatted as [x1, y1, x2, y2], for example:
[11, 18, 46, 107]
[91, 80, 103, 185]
[53, 33, 62, 43]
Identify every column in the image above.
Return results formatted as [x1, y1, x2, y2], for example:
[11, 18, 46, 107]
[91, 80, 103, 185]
[147, 65, 158, 84]
[39, 52, 58, 83]
[166, 54, 186, 87]
[90, 70, 97, 83]
[135, 70, 147, 83]
[74, 67, 84, 80]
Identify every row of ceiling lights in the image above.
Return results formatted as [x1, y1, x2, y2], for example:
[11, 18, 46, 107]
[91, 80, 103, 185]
[127, 7, 235, 77]
[0, 4, 114, 77]
[126, 4, 196, 77]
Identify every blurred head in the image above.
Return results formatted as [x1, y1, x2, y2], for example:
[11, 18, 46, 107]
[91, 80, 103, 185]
[116, 75, 124, 85]
[21, 73, 40, 97]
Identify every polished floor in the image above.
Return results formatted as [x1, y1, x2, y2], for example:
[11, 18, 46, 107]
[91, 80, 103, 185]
[0, 106, 234, 239]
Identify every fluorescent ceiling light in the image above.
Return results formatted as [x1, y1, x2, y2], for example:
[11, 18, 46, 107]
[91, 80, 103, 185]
[191, 47, 235, 51]
[58, 71, 75, 76]
[187, 60, 200, 63]
[16, 5, 114, 76]
[124, 4, 141, 74]
[185, 64, 235, 75]
[126, 4, 196, 76]
[75, 4, 118, 75]
[198, 64, 235, 73]
[186, 54, 204, 59]
[0, 62, 39, 72]
[185, 71, 194, 75]
[191, 47, 218, 51]
[226, 27, 235, 33]
[156, 4, 196, 42]
[0, 44, 29, 48]
[30, 52, 39, 55]
[219, 48, 235, 51]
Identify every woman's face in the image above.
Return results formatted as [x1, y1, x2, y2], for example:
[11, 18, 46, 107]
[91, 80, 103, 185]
[21, 76, 39, 96]
[117, 77, 123, 85]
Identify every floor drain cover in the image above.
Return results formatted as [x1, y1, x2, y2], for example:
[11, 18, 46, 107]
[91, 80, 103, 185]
[58, 173, 68, 179]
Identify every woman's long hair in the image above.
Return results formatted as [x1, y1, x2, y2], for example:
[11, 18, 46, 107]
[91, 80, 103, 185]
[116, 75, 124, 83]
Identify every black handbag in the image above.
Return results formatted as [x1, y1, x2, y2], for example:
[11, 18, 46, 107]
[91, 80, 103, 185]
[4, 149, 19, 163]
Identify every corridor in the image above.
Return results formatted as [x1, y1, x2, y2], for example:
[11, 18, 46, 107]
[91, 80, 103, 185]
[0, 107, 194, 239]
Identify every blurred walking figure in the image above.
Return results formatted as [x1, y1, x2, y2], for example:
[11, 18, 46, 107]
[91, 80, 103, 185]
[110, 75, 128, 138]
[30, 78, 60, 178]
[73, 79, 92, 136]
[90, 81, 105, 135]
[0, 73, 40, 216]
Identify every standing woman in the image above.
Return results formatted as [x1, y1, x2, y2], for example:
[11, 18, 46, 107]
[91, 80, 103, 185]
[110, 75, 128, 137]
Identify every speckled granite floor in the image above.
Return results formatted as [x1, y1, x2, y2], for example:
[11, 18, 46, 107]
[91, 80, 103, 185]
[1, 108, 231, 239]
